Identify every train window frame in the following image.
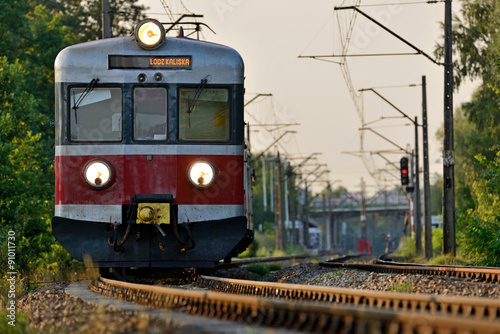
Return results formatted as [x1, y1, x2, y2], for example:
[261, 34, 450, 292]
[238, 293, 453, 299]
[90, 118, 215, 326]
[132, 86, 168, 142]
[67, 85, 123, 142]
[178, 86, 232, 143]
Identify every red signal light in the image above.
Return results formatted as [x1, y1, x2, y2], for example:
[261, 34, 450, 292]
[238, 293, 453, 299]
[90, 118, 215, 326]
[400, 157, 409, 185]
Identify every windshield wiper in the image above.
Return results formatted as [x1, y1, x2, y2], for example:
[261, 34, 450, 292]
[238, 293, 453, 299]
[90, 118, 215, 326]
[187, 75, 210, 128]
[72, 78, 99, 124]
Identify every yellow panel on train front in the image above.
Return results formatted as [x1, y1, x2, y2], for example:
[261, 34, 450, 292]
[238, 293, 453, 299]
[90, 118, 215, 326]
[136, 203, 170, 225]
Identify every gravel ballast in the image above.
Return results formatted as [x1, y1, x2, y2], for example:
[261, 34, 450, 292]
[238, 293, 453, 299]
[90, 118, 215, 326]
[17, 262, 500, 333]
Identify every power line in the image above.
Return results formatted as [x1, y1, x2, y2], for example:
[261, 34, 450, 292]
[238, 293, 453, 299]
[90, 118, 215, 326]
[355, 0, 444, 7]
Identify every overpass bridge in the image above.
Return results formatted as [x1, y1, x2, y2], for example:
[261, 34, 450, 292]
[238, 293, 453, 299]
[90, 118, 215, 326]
[303, 191, 411, 254]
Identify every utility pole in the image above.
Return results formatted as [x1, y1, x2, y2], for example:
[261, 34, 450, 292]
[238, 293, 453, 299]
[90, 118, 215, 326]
[278, 153, 287, 249]
[102, 0, 111, 39]
[422, 76, 433, 259]
[303, 181, 310, 249]
[323, 191, 328, 250]
[262, 157, 267, 212]
[270, 159, 274, 212]
[329, 182, 337, 249]
[287, 165, 298, 245]
[414, 117, 422, 255]
[306, 5, 455, 254]
[274, 153, 283, 250]
[443, 0, 456, 255]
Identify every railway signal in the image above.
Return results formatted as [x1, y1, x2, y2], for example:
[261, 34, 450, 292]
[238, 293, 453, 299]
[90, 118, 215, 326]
[400, 157, 409, 186]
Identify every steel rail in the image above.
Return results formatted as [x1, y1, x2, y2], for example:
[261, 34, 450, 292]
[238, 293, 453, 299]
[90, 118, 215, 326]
[320, 262, 500, 283]
[90, 277, 500, 333]
[198, 275, 500, 321]
[215, 252, 339, 269]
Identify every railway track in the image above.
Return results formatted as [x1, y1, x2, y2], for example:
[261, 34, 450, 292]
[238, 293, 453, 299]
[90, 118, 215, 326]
[90, 276, 500, 333]
[320, 260, 500, 283]
[215, 251, 343, 269]
[197, 275, 500, 320]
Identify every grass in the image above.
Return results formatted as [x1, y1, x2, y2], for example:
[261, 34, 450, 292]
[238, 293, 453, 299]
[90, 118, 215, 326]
[0, 254, 93, 334]
[390, 281, 413, 293]
[393, 228, 475, 266]
[427, 254, 474, 266]
[252, 231, 306, 258]
[325, 271, 342, 279]
[246, 263, 282, 280]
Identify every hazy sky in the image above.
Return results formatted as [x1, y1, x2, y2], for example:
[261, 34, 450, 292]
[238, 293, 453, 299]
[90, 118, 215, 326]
[139, 0, 477, 194]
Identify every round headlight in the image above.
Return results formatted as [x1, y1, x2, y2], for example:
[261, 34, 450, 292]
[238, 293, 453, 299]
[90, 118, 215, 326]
[84, 161, 112, 188]
[134, 19, 165, 50]
[188, 161, 215, 188]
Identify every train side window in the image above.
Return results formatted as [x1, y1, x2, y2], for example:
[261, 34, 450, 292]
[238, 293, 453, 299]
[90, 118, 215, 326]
[133, 87, 168, 141]
[69, 87, 122, 141]
[179, 88, 230, 142]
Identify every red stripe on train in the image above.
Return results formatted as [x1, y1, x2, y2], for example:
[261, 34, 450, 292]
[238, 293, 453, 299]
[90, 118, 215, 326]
[55, 154, 244, 205]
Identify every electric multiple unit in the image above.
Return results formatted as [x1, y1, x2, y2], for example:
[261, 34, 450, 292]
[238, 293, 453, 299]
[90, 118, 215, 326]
[52, 19, 253, 268]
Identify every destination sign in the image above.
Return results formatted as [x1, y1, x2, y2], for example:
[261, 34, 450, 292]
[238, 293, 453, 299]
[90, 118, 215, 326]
[109, 55, 192, 70]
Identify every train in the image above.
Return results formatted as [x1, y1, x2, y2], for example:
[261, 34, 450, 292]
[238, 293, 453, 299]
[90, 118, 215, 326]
[52, 19, 253, 269]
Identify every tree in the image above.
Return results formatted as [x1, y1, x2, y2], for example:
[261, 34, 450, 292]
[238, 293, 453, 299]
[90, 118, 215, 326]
[435, 0, 500, 264]
[430, 173, 442, 215]
[0, 57, 53, 273]
[435, 0, 500, 89]
[461, 151, 500, 266]
[42, 0, 147, 41]
[0, 1, 147, 275]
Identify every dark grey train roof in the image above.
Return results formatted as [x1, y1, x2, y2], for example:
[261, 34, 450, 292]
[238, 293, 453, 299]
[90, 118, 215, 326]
[55, 36, 244, 84]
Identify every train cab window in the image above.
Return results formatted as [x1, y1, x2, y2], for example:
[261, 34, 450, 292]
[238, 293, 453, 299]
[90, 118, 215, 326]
[133, 87, 167, 141]
[69, 87, 122, 141]
[179, 88, 230, 142]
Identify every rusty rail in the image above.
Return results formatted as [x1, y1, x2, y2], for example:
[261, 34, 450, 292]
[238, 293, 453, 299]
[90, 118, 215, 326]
[198, 275, 500, 320]
[90, 277, 500, 333]
[320, 261, 500, 283]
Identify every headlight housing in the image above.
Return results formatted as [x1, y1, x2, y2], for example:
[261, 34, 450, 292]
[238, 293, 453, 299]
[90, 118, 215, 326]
[134, 19, 165, 50]
[83, 160, 113, 189]
[188, 161, 215, 188]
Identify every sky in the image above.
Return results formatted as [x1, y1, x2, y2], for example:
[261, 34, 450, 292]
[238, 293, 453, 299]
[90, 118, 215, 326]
[139, 0, 478, 194]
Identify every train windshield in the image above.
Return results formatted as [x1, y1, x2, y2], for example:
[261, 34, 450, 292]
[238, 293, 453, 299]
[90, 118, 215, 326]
[133, 87, 168, 141]
[179, 88, 230, 142]
[69, 87, 122, 141]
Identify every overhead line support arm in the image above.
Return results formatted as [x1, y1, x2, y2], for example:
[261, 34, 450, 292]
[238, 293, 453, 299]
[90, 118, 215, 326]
[334, 6, 442, 66]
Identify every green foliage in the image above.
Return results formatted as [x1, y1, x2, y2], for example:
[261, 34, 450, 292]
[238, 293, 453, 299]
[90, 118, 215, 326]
[0, 307, 34, 334]
[430, 174, 443, 215]
[237, 238, 259, 258]
[394, 235, 418, 258]
[427, 254, 473, 266]
[431, 227, 443, 256]
[389, 281, 413, 293]
[325, 271, 342, 279]
[435, 0, 500, 89]
[252, 231, 305, 258]
[434, 0, 500, 266]
[246, 263, 281, 280]
[394, 228, 443, 260]
[459, 151, 500, 266]
[0, 56, 54, 275]
[42, 0, 147, 41]
[0, 1, 146, 279]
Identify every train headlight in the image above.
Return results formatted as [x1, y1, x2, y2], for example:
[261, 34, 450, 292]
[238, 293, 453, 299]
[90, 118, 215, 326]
[84, 160, 112, 189]
[188, 161, 215, 188]
[134, 19, 165, 50]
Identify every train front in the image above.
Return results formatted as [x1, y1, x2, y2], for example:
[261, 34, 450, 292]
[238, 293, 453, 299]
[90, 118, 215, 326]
[52, 20, 252, 268]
